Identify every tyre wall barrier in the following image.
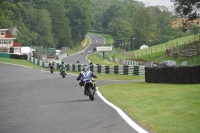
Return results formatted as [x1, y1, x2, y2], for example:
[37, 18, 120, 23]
[145, 66, 200, 84]
[28, 57, 145, 75]
[10, 54, 27, 60]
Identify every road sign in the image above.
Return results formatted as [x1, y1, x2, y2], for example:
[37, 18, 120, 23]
[96, 46, 112, 51]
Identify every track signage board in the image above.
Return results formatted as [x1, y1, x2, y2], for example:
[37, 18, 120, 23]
[96, 46, 112, 51]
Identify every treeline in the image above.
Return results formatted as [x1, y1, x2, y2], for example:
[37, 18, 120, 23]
[0, 0, 94, 49]
[0, 0, 196, 50]
[91, 0, 195, 50]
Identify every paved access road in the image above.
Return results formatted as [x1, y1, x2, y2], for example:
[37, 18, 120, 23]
[0, 63, 148, 133]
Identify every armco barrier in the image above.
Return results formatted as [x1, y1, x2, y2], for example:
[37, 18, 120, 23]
[145, 66, 200, 84]
[28, 57, 145, 75]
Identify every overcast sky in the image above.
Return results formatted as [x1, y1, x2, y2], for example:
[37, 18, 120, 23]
[137, 0, 174, 8]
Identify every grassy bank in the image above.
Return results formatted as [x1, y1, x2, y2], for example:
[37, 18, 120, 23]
[88, 33, 200, 66]
[67, 36, 90, 55]
[0, 58, 41, 68]
[99, 82, 200, 133]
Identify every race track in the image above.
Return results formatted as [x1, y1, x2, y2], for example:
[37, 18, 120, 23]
[0, 33, 150, 133]
[0, 63, 144, 133]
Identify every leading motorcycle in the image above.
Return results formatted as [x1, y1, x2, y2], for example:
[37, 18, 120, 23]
[49, 65, 54, 74]
[83, 78, 96, 101]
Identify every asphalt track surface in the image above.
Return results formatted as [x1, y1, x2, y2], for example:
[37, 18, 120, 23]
[0, 33, 150, 133]
[62, 33, 105, 65]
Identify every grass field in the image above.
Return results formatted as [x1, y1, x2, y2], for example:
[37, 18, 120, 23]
[1, 58, 200, 133]
[99, 82, 200, 133]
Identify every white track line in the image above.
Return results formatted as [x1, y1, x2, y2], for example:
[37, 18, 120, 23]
[96, 88, 149, 133]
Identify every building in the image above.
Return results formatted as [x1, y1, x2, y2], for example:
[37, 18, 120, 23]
[0, 29, 21, 54]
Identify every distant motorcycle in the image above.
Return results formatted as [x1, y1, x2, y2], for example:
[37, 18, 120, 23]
[83, 78, 96, 101]
[61, 69, 67, 78]
[49, 65, 54, 74]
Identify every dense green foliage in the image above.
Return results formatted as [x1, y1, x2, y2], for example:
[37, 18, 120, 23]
[91, 0, 195, 50]
[172, 0, 200, 20]
[0, 0, 93, 49]
[0, 0, 197, 50]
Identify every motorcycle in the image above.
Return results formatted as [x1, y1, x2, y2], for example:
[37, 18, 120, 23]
[60, 69, 67, 78]
[49, 65, 54, 74]
[83, 78, 96, 101]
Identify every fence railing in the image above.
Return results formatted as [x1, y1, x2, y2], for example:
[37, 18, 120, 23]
[131, 34, 200, 57]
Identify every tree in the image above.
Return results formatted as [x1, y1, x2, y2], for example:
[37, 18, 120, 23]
[102, 4, 122, 30]
[107, 17, 132, 43]
[65, 0, 93, 45]
[24, 7, 54, 47]
[173, 0, 200, 20]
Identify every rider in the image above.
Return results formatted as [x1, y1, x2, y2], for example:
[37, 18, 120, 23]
[89, 62, 93, 66]
[48, 61, 54, 70]
[59, 61, 67, 75]
[76, 60, 80, 64]
[76, 65, 97, 94]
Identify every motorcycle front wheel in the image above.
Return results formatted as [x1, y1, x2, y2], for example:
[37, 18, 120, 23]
[50, 69, 53, 74]
[88, 87, 94, 101]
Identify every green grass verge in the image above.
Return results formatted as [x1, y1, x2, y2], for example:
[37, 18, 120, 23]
[0, 57, 41, 68]
[67, 36, 90, 55]
[87, 53, 119, 65]
[99, 82, 200, 133]
[130, 34, 200, 57]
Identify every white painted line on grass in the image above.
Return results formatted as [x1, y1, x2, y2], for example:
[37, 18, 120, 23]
[96, 88, 149, 133]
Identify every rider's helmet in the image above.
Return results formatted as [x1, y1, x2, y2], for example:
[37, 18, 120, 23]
[49, 61, 52, 65]
[83, 65, 89, 72]
[61, 61, 64, 64]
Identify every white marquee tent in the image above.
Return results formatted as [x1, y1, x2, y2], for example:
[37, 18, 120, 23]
[140, 44, 149, 49]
